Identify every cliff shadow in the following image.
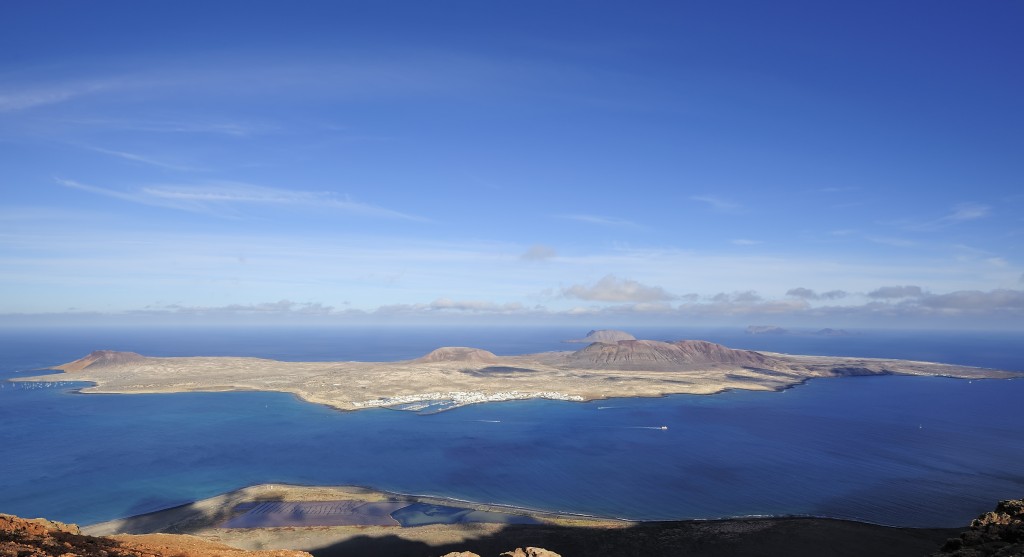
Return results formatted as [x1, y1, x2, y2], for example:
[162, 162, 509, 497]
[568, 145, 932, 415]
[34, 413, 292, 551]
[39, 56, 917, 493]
[308, 517, 958, 557]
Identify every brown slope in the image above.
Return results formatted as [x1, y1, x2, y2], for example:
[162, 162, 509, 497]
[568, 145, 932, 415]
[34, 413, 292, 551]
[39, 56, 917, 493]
[567, 339, 778, 370]
[0, 513, 309, 557]
[414, 347, 498, 363]
[565, 329, 637, 343]
[54, 350, 147, 372]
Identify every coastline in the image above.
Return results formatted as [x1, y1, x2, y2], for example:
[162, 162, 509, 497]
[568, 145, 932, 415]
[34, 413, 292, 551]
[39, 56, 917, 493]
[80, 483, 960, 557]
[15, 366, 1018, 416]
[14, 340, 1020, 414]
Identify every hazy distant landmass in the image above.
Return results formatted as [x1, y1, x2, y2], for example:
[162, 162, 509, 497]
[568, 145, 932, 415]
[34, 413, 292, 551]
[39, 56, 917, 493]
[746, 325, 789, 335]
[19, 330, 1019, 413]
[747, 326, 854, 337]
[564, 329, 637, 343]
[814, 328, 853, 336]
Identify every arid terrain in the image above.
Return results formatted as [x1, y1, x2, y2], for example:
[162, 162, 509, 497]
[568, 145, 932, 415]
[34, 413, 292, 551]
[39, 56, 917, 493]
[13, 487, 1019, 557]
[19, 330, 1018, 413]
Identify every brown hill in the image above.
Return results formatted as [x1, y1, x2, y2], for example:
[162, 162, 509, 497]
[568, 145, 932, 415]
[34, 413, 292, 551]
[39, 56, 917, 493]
[565, 329, 637, 343]
[414, 347, 498, 363]
[568, 340, 778, 370]
[0, 513, 309, 557]
[54, 350, 147, 372]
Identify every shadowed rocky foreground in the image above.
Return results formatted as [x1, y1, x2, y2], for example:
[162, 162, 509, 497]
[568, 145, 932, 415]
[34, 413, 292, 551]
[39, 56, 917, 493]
[932, 499, 1024, 557]
[10, 498, 1024, 557]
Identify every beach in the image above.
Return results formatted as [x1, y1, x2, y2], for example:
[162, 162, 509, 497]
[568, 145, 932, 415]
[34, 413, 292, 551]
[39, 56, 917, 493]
[82, 483, 960, 557]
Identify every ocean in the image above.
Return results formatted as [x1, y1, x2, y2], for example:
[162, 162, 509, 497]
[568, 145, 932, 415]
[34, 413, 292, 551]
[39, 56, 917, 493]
[1, 326, 1022, 528]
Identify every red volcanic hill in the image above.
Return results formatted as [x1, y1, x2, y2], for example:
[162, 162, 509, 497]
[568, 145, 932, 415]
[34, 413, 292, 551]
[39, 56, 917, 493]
[414, 347, 499, 363]
[565, 329, 637, 343]
[54, 350, 147, 372]
[568, 339, 778, 370]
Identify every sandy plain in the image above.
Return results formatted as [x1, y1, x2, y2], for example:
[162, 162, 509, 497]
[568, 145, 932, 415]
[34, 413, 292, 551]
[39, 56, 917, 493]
[78, 483, 961, 557]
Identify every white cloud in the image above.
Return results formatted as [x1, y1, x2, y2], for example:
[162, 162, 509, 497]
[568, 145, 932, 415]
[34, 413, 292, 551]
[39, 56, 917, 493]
[917, 289, 1024, 312]
[712, 291, 763, 303]
[868, 285, 924, 299]
[562, 275, 676, 303]
[376, 298, 527, 315]
[732, 239, 762, 246]
[5, 287, 1024, 327]
[786, 287, 847, 300]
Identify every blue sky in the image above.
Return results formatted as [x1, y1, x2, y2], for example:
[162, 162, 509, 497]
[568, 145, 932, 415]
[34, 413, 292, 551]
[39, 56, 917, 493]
[2, 1, 1023, 328]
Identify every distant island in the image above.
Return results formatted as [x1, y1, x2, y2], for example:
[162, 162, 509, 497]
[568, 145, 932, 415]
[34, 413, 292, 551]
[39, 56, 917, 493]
[746, 325, 854, 336]
[564, 329, 637, 343]
[18, 330, 1018, 413]
[746, 325, 790, 335]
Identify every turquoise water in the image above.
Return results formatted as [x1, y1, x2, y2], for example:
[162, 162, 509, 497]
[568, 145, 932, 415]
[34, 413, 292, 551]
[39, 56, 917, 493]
[1, 327, 1023, 528]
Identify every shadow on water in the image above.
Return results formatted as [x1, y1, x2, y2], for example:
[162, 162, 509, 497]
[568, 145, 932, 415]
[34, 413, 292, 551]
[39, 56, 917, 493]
[307, 518, 959, 557]
[86, 491, 287, 536]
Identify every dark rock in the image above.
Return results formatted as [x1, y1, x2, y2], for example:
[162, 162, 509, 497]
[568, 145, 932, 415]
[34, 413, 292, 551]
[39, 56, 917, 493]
[932, 498, 1024, 556]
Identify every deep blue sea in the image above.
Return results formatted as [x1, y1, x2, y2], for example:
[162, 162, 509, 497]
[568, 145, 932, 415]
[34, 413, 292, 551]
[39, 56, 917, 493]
[1, 326, 1023, 528]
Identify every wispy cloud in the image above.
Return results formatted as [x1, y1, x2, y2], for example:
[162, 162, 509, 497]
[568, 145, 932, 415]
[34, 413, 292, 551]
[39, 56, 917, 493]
[556, 214, 642, 228]
[56, 178, 426, 221]
[865, 236, 917, 248]
[908, 203, 992, 231]
[0, 80, 120, 112]
[64, 118, 267, 137]
[85, 146, 203, 172]
[691, 195, 741, 213]
[56, 178, 146, 205]
[946, 204, 991, 222]
[732, 238, 762, 246]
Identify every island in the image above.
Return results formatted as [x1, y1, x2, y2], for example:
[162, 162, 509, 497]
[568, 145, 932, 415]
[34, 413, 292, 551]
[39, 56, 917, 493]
[17, 330, 1019, 413]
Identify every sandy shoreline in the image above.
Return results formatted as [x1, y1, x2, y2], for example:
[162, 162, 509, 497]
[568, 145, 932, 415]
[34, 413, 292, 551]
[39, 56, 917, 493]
[80, 483, 960, 557]
[83, 484, 630, 552]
